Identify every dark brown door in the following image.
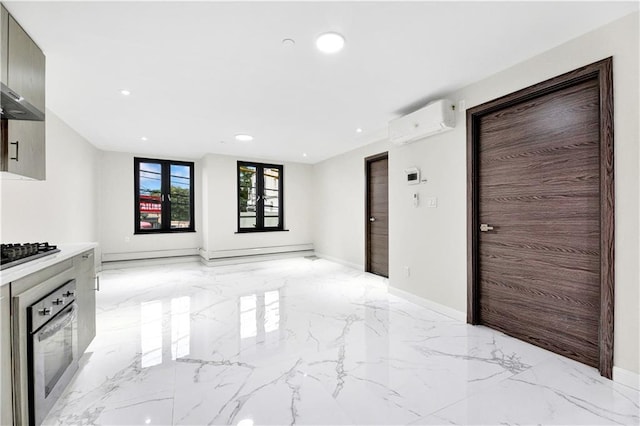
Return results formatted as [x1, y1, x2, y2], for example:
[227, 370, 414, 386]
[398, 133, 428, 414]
[366, 153, 389, 277]
[467, 59, 614, 377]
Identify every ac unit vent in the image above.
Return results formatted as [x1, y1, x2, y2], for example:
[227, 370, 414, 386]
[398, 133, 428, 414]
[389, 99, 455, 145]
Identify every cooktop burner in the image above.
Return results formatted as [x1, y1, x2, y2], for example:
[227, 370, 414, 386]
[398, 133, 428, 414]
[0, 242, 60, 270]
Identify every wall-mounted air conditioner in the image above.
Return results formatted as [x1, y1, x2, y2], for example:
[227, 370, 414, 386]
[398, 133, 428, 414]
[388, 99, 455, 145]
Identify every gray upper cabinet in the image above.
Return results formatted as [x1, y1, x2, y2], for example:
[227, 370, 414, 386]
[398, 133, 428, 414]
[7, 14, 45, 111]
[0, 5, 46, 180]
[0, 6, 7, 82]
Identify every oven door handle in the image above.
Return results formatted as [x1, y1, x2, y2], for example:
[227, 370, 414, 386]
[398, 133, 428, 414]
[37, 303, 77, 342]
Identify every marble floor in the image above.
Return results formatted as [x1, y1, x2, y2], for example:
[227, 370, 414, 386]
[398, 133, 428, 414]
[43, 257, 639, 425]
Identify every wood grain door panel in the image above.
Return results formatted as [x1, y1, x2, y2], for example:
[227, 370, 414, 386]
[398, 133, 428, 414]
[479, 79, 600, 367]
[366, 153, 389, 277]
[468, 59, 614, 377]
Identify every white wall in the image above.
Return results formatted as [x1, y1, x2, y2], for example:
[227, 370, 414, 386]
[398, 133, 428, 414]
[313, 12, 639, 375]
[312, 139, 390, 269]
[0, 110, 100, 252]
[389, 125, 467, 312]
[200, 153, 313, 257]
[99, 151, 201, 261]
[99, 151, 314, 262]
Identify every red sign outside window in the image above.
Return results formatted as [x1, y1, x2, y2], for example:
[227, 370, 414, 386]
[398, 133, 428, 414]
[140, 195, 161, 213]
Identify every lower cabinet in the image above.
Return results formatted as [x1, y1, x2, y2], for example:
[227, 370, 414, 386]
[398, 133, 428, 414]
[74, 249, 97, 355]
[0, 284, 13, 426]
[1, 247, 97, 425]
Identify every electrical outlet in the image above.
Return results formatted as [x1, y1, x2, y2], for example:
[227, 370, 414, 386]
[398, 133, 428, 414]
[404, 266, 410, 277]
[426, 197, 438, 208]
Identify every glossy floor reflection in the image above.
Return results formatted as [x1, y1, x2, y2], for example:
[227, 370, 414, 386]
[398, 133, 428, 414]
[43, 258, 639, 425]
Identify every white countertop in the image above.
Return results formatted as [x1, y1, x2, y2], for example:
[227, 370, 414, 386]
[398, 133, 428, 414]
[1, 243, 98, 287]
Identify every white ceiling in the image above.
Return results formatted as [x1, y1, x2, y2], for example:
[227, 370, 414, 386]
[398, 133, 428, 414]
[5, 1, 638, 164]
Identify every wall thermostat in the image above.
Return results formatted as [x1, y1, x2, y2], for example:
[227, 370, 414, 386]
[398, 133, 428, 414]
[405, 167, 420, 185]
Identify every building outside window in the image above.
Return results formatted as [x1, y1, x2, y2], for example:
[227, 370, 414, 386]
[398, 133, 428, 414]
[237, 161, 283, 232]
[134, 158, 195, 233]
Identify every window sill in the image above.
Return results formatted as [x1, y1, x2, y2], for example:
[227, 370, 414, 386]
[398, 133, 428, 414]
[235, 229, 290, 234]
[134, 229, 196, 235]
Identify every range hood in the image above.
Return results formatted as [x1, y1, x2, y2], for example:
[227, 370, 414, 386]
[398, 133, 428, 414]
[0, 82, 45, 121]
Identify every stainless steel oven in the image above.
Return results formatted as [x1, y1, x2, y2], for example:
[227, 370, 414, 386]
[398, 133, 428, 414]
[27, 279, 78, 426]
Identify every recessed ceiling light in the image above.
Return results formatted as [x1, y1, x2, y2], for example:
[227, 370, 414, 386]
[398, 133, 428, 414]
[282, 38, 295, 47]
[120, 89, 131, 96]
[316, 32, 345, 54]
[141, 136, 148, 141]
[235, 134, 254, 142]
[302, 153, 308, 157]
[356, 128, 363, 133]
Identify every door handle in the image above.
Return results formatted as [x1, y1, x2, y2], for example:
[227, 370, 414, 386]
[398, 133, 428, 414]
[7, 89, 22, 102]
[480, 224, 494, 232]
[369, 217, 376, 222]
[10, 141, 19, 161]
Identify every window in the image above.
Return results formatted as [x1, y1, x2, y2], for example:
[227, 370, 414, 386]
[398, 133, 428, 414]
[134, 158, 195, 233]
[237, 161, 284, 232]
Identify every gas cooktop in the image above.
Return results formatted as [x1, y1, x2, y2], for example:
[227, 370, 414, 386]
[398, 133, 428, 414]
[0, 242, 60, 270]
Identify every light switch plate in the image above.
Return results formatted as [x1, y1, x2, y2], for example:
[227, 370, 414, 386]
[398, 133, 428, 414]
[426, 197, 438, 208]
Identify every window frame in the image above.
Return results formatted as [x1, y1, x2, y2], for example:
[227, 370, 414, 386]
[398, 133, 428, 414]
[134, 157, 196, 234]
[237, 161, 284, 233]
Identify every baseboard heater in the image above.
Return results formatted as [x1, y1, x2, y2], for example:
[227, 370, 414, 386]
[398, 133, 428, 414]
[101, 248, 199, 263]
[102, 244, 314, 265]
[200, 244, 314, 265]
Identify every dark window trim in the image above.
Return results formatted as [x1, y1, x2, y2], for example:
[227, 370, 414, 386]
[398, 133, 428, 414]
[237, 161, 284, 232]
[134, 157, 196, 234]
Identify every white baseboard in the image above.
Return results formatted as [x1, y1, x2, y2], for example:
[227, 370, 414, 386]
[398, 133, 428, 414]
[613, 366, 640, 390]
[388, 286, 466, 322]
[314, 252, 363, 271]
[102, 248, 199, 262]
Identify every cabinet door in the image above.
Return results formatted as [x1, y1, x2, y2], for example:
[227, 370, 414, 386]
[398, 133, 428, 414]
[75, 250, 97, 355]
[0, 6, 8, 83]
[4, 14, 46, 180]
[0, 285, 13, 426]
[6, 119, 45, 180]
[7, 15, 45, 111]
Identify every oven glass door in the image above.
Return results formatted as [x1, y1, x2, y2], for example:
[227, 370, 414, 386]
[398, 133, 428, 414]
[30, 302, 78, 426]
